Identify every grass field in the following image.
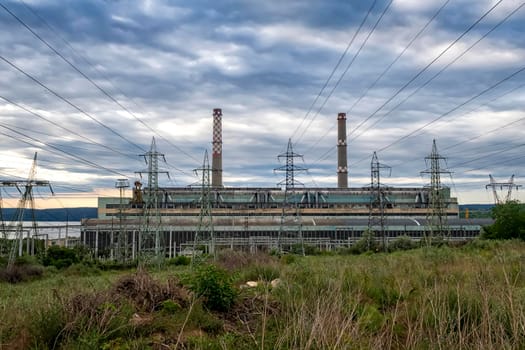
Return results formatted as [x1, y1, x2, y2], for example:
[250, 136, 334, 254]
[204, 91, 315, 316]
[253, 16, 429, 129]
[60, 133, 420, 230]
[1, 239, 525, 349]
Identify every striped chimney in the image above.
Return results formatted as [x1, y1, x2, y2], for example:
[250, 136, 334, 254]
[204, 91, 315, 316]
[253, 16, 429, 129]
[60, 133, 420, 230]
[211, 108, 223, 187]
[337, 112, 348, 188]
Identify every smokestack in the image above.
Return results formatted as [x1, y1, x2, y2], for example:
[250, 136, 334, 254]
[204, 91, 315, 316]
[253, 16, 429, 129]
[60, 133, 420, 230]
[211, 108, 223, 187]
[337, 112, 348, 188]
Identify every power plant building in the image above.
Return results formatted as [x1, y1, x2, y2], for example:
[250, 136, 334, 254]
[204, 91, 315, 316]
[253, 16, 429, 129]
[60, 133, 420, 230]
[80, 110, 485, 257]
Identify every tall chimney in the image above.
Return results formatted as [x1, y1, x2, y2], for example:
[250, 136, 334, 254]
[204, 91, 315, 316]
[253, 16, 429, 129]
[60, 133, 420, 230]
[211, 108, 223, 187]
[337, 112, 348, 188]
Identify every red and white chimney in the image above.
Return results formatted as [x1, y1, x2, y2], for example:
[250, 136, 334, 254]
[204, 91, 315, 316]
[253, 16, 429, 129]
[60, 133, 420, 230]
[211, 108, 223, 187]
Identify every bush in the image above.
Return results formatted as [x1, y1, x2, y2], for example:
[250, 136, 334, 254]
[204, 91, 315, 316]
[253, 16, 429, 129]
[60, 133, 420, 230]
[43, 246, 79, 269]
[167, 255, 191, 266]
[190, 264, 237, 312]
[350, 231, 380, 254]
[0, 264, 44, 283]
[483, 201, 525, 240]
[389, 235, 419, 252]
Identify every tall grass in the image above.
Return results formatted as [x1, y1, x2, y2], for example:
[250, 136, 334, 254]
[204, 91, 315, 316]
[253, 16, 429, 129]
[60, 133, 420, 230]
[1, 240, 525, 348]
[271, 240, 525, 349]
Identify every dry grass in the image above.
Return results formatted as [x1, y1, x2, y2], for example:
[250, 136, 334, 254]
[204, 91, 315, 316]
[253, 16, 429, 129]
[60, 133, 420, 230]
[2, 240, 525, 349]
[271, 241, 525, 349]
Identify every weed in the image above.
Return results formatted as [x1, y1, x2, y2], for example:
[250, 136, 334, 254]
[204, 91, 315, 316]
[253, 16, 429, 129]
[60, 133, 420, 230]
[190, 264, 237, 312]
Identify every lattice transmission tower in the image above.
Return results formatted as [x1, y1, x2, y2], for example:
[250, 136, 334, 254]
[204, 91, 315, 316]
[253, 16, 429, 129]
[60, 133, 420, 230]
[421, 140, 451, 242]
[274, 139, 307, 254]
[0, 153, 52, 267]
[367, 152, 391, 251]
[193, 150, 215, 259]
[136, 137, 169, 264]
[486, 174, 521, 205]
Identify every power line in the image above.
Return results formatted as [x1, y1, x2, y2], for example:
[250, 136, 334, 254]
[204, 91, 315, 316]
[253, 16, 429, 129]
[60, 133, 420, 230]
[295, 0, 393, 146]
[290, 0, 378, 142]
[369, 82, 525, 170]
[1, 1, 201, 164]
[376, 65, 525, 153]
[350, 1, 525, 142]
[0, 94, 137, 161]
[0, 54, 145, 152]
[304, 0, 450, 155]
[345, 0, 504, 142]
[0, 124, 131, 177]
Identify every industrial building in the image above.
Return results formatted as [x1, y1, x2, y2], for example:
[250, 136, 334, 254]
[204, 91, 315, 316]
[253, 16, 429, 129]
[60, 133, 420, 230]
[80, 109, 487, 258]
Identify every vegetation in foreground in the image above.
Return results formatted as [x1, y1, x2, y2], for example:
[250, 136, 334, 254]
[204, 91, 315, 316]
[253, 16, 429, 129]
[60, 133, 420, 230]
[1, 239, 525, 349]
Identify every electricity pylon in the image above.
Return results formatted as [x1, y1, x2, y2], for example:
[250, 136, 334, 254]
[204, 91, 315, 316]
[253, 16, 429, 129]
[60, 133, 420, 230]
[1, 153, 52, 268]
[421, 140, 451, 242]
[367, 152, 391, 251]
[193, 150, 214, 261]
[274, 139, 306, 255]
[486, 174, 521, 205]
[136, 137, 169, 265]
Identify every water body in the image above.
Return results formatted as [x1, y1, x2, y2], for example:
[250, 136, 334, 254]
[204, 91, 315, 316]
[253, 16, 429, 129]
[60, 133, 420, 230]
[2, 221, 81, 240]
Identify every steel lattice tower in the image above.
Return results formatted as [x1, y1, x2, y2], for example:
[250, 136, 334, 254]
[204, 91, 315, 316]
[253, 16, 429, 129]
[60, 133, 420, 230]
[0, 153, 53, 267]
[421, 140, 451, 242]
[368, 152, 391, 251]
[486, 174, 521, 205]
[136, 137, 169, 264]
[274, 139, 307, 254]
[193, 150, 215, 259]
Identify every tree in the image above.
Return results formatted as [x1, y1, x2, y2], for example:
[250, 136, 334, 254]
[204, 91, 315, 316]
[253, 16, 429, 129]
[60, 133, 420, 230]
[483, 201, 525, 240]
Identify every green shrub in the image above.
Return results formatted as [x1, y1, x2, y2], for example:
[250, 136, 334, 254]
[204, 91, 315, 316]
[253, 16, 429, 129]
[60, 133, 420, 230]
[64, 263, 101, 276]
[389, 235, 418, 252]
[280, 254, 296, 265]
[167, 255, 191, 266]
[160, 299, 181, 314]
[43, 246, 79, 269]
[190, 264, 237, 312]
[350, 231, 380, 254]
[483, 201, 525, 240]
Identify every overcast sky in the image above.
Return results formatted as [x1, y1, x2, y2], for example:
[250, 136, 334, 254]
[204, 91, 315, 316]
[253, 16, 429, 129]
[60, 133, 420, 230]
[0, 0, 524, 207]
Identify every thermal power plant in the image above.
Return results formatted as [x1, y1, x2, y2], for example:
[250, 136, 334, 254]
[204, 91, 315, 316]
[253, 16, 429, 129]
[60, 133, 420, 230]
[80, 110, 489, 258]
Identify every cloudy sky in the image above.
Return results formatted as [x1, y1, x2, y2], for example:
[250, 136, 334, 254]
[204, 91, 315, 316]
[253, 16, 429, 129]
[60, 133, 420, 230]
[0, 0, 524, 208]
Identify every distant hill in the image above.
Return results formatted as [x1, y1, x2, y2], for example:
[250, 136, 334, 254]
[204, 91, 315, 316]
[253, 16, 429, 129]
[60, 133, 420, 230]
[1, 207, 97, 222]
[459, 204, 494, 219]
[459, 204, 494, 211]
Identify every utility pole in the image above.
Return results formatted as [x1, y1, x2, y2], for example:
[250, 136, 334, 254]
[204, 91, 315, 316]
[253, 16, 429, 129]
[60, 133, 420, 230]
[421, 140, 451, 243]
[193, 150, 214, 261]
[115, 178, 129, 261]
[136, 137, 169, 265]
[274, 139, 307, 255]
[368, 152, 391, 251]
